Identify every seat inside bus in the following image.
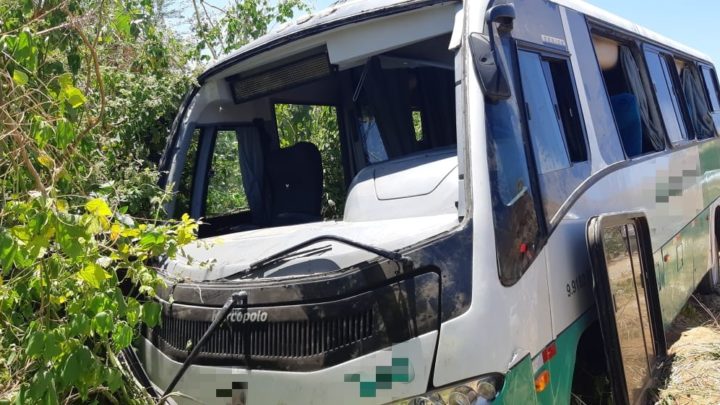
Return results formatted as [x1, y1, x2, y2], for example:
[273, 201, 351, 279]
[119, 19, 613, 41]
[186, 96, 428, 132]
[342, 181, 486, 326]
[265, 141, 324, 226]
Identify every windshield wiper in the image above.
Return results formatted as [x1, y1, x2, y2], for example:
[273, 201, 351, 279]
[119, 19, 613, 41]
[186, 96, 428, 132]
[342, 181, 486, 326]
[230, 235, 413, 279]
[159, 291, 247, 403]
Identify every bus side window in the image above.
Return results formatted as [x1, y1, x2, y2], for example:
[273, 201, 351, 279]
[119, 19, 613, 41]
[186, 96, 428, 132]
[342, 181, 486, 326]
[516, 49, 590, 225]
[644, 49, 688, 144]
[676, 59, 716, 139]
[518, 50, 588, 174]
[701, 66, 720, 112]
[486, 37, 542, 286]
[593, 36, 666, 156]
[701, 65, 720, 136]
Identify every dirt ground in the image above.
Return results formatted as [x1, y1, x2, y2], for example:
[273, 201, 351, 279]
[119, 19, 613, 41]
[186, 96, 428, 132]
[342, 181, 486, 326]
[652, 293, 720, 404]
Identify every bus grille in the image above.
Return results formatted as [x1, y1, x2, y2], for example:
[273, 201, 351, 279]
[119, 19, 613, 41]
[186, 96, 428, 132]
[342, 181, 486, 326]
[155, 309, 374, 359]
[142, 272, 439, 371]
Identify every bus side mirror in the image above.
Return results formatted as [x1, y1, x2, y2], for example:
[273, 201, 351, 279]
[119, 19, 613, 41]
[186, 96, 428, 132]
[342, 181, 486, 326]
[486, 3, 516, 32]
[471, 3, 516, 101]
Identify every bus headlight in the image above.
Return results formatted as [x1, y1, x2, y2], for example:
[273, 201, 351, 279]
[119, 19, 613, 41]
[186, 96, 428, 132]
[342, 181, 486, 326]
[385, 374, 504, 405]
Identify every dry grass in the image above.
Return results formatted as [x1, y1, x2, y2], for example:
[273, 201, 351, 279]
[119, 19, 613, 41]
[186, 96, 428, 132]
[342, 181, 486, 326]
[653, 294, 720, 405]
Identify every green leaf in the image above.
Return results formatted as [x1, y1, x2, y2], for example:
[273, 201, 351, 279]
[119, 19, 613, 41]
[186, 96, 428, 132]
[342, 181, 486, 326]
[26, 331, 45, 358]
[93, 311, 113, 336]
[60, 347, 92, 387]
[13, 31, 36, 70]
[28, 369, 52, 400]
[105, 368, 123, 392]
[13, 70, 29, 86]
[142, 301, 161, 328]
[55, 119, 76, 149]
[68, 314, 91, 338]
[67, 52, 81, 76]
[79, 264, 110, 289]
[62, 86, 86, 108]
[0, 229, 16, 274]
[56, 221, 85, 259]
[113, 322, 133, 349]
[43, 331, 62, 361]
[126, 297, 140, 327]
[85, 198, 112, 217]
[114, 12, 132, 38]
[42, 377, 58, 405]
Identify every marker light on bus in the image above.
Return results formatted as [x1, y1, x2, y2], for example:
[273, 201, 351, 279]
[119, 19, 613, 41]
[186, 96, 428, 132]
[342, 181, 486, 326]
[534, 370, 550, 392]
[386, 374, 503, 405]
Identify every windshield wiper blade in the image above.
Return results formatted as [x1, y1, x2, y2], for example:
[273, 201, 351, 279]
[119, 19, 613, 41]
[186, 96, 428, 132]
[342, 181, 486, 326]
[245, 244, 332, 273]
[231, 235, 413, 279]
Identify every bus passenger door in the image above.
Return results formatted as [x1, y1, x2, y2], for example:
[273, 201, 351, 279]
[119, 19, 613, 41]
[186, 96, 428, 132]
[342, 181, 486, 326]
[586, 213, 667, 405]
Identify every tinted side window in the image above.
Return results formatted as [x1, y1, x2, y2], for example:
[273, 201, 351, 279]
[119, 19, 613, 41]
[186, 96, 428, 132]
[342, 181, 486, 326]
[486, 37, 541, 286]
[701, 66, 720, 112]
[678, 61, 715, 139]
[644, 50, 687, 143]
[518, 50, 571, 174]
[517, 49, 590, 224]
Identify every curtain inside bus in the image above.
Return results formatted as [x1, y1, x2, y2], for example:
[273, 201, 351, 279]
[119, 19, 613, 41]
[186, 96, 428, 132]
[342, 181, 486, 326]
[620, 47, 665, 152]
[681, 67, 715, 139]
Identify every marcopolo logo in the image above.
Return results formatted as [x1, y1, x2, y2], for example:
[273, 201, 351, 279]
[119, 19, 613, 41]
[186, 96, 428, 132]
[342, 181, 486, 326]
[216, 309, 269, 323]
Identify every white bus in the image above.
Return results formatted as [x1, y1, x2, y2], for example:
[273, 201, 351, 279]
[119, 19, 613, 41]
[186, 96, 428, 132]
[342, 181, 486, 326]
[128, 0, 720, 403]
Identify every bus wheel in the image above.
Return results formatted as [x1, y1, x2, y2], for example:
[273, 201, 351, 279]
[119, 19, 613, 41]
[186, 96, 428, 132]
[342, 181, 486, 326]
[698, 208, 720, 294]
[571, 321, 612, 405]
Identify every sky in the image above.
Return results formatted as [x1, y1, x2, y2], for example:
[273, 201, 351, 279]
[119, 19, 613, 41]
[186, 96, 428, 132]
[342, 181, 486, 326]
[308, 0, 720, 64]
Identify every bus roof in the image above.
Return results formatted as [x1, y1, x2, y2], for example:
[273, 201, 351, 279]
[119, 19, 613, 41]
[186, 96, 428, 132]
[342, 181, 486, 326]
[552, 0, 712, 63]
[199, 0, 455, 81]
[200, 0, 712, 81]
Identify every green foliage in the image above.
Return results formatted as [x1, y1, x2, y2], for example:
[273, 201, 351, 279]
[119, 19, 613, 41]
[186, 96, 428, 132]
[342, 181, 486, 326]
[190, 0, 310, 60]
[0, 0, 198, 403]
[275, 104, 346, 218]
[1, 0, 320, 402]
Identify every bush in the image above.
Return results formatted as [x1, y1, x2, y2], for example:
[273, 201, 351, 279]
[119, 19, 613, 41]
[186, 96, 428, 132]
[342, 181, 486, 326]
[0, 0, 197, 403]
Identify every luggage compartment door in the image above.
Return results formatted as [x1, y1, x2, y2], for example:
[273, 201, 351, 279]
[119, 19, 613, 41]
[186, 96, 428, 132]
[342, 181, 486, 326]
[587, 213, 666, 405]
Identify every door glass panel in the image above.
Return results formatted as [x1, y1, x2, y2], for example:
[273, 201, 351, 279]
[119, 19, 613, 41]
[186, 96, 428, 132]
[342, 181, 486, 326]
[601, 224, 651, 404]
[627, 223, 656, 361]
[206, 130, 248, 218]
